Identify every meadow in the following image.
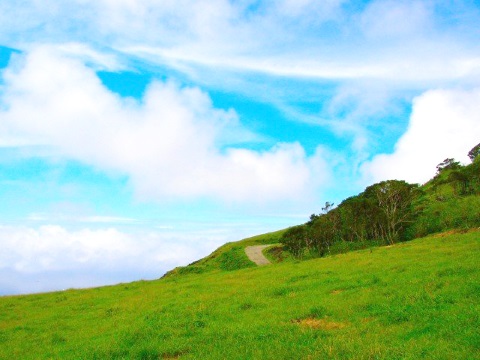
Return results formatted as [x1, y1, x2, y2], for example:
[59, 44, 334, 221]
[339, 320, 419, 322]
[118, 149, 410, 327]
[1, 230, 478, 359]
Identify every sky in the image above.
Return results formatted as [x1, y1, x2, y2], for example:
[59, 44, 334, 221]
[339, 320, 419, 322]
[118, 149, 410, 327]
[1, 0, 479, 296]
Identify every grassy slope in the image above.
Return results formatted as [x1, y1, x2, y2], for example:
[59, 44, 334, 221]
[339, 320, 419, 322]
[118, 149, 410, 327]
[165, 229, 286, 275]
[1, 230, 479, 359]
[410, 163, 480, 238]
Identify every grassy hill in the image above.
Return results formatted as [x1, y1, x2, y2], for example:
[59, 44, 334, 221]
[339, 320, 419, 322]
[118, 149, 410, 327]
[2, 148, 479, 358]
[1, 230, 479, 359]
[164, 229, 286, 276]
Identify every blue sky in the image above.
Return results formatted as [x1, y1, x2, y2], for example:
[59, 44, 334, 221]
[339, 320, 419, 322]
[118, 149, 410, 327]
[1, 0, 480, 295]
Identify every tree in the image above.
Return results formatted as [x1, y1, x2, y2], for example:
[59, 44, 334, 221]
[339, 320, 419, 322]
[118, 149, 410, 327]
[307, 202, 334, 226]
[457, 160, 480, 195]
[448, 170, 469, 195]
[280, 226, 307, 258]
[436, 158, 461, 174]
[321, 201, 335, 214]
[337, 196, 371, 242]
[307, 213, 320, 226]
[367, 180, 419, 244]
[309, 216, 334, 257]
[468, 142, 480, 162]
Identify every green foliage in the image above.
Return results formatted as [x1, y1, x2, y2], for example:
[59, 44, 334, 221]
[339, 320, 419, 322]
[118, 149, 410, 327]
[436, 158, 461, 174]
[366, 180, 419, 244]
[416, 159, 480, 236]
[468, 142, 480, 162]
[412, 195, 480, 237]
[430, 159, 480, 196]
[1, 232, 479, 359]
[309, 214, 337, 256]
[281, 150, 479, 259]
[281, 180, 420, 258]
[281, 225, 307, 258]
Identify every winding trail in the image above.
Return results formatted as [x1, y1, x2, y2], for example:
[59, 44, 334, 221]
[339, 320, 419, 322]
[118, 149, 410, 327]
[245, 245, 277, 266]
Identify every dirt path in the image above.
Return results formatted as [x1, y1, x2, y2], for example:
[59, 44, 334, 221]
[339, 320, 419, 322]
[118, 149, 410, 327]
[245, 245, 277, 266]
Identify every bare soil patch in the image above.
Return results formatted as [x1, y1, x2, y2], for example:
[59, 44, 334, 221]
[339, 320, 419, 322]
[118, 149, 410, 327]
[294, 318, 347, 330]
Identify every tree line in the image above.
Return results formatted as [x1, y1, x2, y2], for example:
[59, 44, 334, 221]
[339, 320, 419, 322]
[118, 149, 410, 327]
[281, 143, 480, 258]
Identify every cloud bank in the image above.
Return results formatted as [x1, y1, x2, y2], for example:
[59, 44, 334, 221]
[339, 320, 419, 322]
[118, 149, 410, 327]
[362, 87, 480, 184]
[0, 224, 225, 295]
[0, 48, 330, 203]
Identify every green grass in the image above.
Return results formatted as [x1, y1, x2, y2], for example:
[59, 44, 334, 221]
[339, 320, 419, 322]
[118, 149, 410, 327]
[1, 230, 479, 359]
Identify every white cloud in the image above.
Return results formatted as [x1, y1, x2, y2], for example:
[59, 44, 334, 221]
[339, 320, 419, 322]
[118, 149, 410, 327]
[360, 0, 432, 39]
[0, 47, 330, 203]
[0, 224, 226, 295]
[1, 0, 479, 85]
[52, 43, 125, 71]
[361, 87, 480, 184]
